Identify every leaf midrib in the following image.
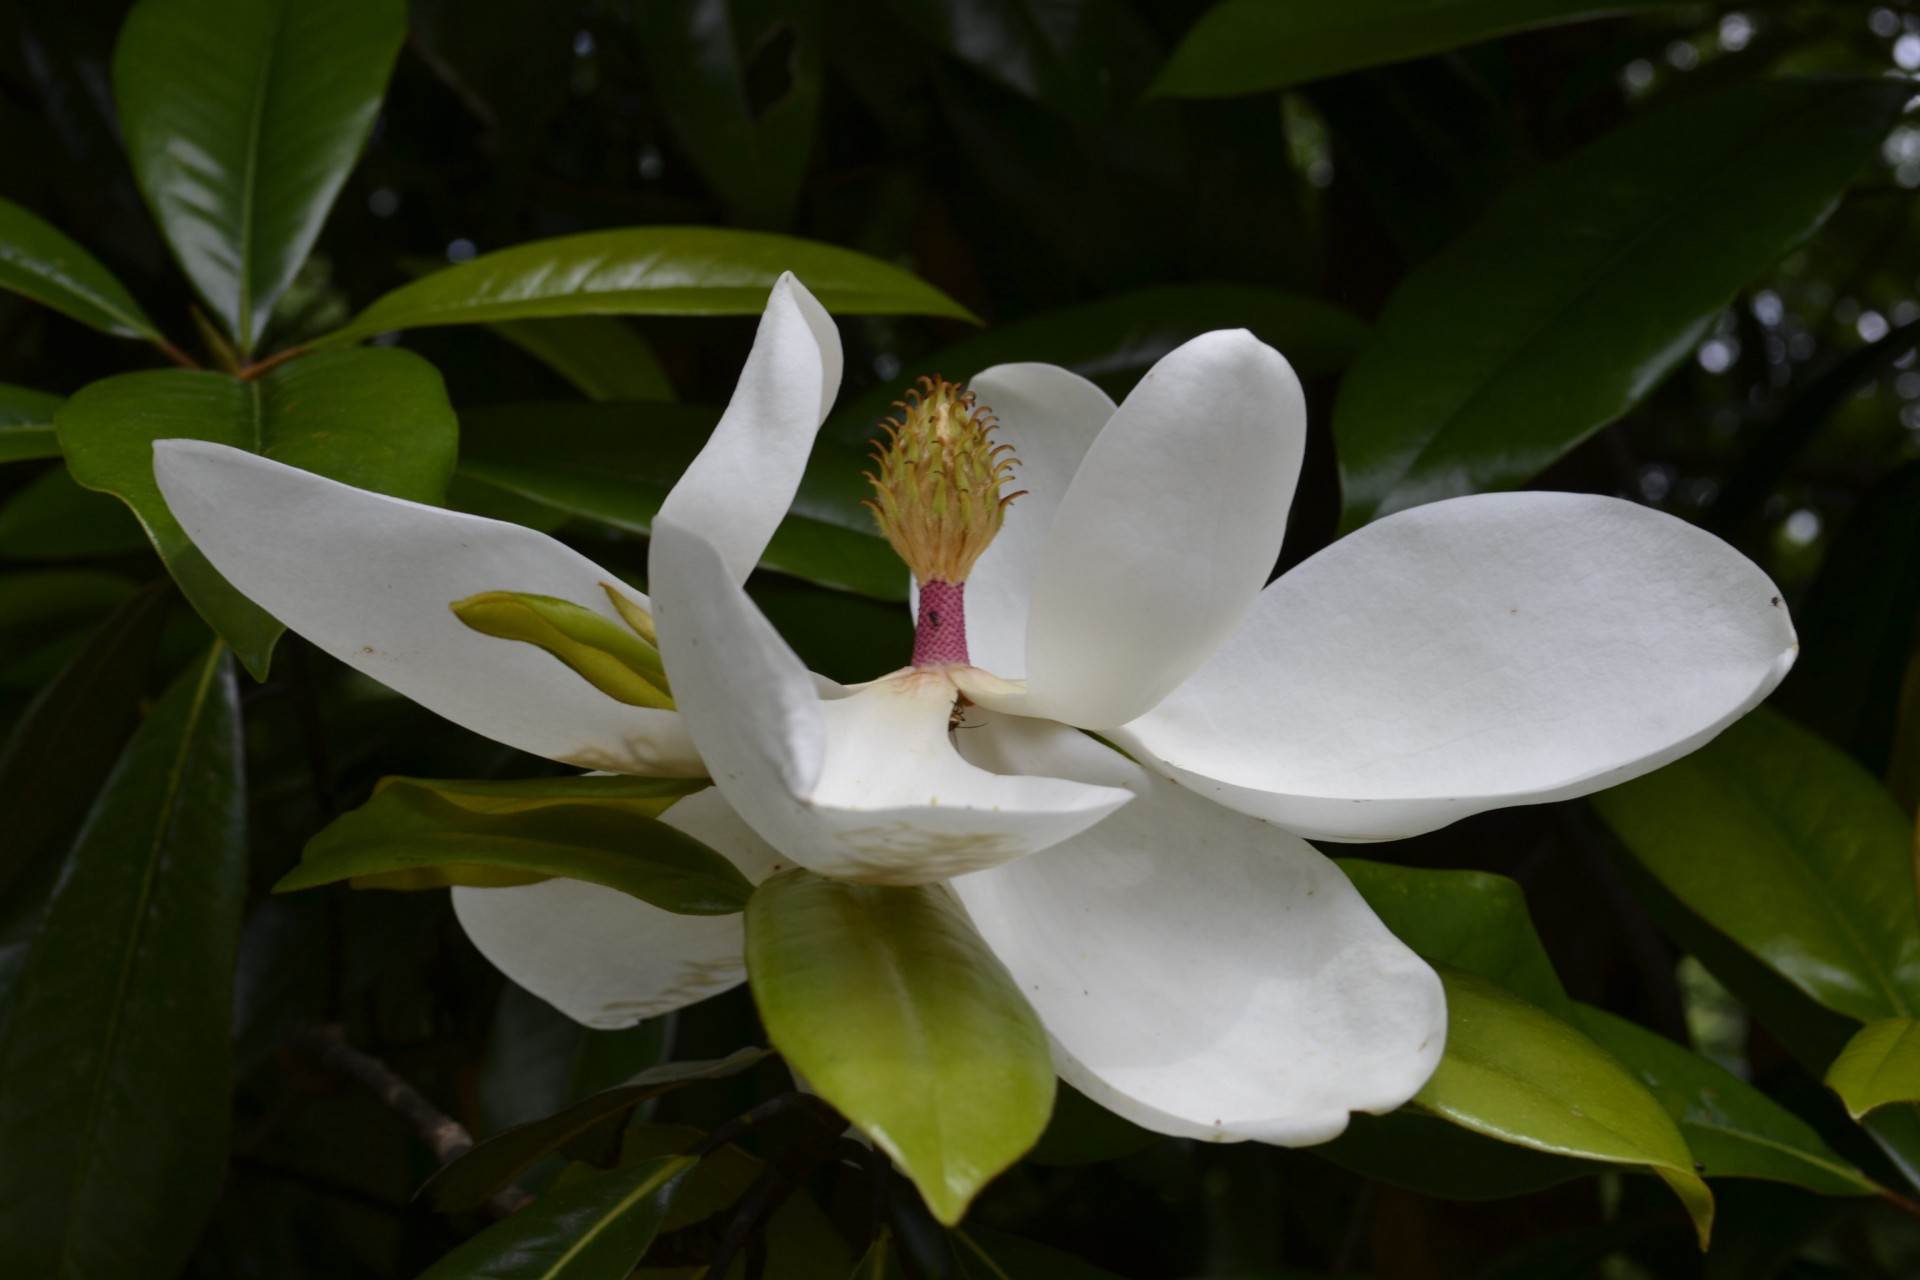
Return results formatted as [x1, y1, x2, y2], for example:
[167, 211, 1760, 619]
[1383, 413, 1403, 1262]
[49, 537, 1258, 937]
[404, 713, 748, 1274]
[233, 0, 284, 352]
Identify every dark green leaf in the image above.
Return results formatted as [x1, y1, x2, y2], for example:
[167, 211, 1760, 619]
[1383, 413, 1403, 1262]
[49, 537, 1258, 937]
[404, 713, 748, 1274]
[1337, 858, 1572, 1018]
[1826, 1018, 1920, 1121]
[1024, 1081, 1158, 1166]
[57, 348, 459, 676]
[313, 228, 976, 349]
[489, 316, 677, 402]
[1416, 966, 1715, 1247]
[638, 0, 824, 227]
[745, 869, 1054, 1225]
[481, 982, 672, 1136]
[0, 384, 64, 464]
[0, 465, 150, 560]
[458, 401, 905, 600]
[0, 198, 160, 339]
[280, 775, 748, 914]
[0, 570, 139, 687]
[1592, 706, 1920, 1025]
[1317, 1108, 1601, 1200]
[1335, 78, 1909, 527]
[0, 645, 244, 1279]
[111, 0, 406, 351]
[0, 581, 172, 905]
[426, 1048, 771, 1212]
[1574, 1003, 1879, 1195]
[1154, 0, 1674, 97]
[852, 1229, 897, 1279]
[951, 1225, 1128, 1279]
[416, 1155, 694, 1280]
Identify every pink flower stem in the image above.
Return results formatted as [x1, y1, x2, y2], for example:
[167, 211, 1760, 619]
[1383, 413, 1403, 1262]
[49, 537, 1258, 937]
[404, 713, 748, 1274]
[913, 580, 970, 667]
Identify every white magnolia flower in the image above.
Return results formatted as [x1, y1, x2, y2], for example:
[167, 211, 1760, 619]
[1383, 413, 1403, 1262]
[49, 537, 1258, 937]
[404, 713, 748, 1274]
[153, 275, 1796, 1148]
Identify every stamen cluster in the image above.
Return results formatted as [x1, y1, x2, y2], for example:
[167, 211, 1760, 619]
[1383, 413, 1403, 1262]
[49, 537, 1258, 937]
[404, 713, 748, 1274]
[864, 376, 1024, 586]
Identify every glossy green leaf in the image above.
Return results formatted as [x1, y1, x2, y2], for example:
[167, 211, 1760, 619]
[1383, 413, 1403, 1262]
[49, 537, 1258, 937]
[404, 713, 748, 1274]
[0, 198, 160, 340]
[1317, 1108, 1600, 1200]
[415, 1155, 694, 1280]
[0, 645, 243, 1279]
[481, 983, 673, 1137]
[0, 385, 64, 464]
[638, 0, 823, 227]
[1415, 967, 1715, 1247]
[951, 1225, 1128, 1279]
[0, 466, 150, 560]
[0, 581, 172, 904]
[1153, 0, 1673, 97]
[852, 1229, 897, 1279]
[457, 401, 905, 600]
[1591, 706, 1920, 1025]
[1575, 1004, 1878, 1196]
[1827, 1018, 1920, 1121]
[1335, 78, 1909, 527]
[1337, 858, 1571, 1018]
[312, 227, 976, 349]
[426, 1048, 771, 1213]
[745, 869, 1054, 1225]
[489, 316, 676, 402]
[57, 348, 459, 677]
[452, 589, 672, 709]
[111, 0, 406, 351]
[280, 774, 747, 913]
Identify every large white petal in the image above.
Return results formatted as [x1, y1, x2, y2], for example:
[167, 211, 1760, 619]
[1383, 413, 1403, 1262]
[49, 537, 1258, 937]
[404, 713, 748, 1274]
[958, 364, 1116, 679]
[1022, 330, 1306, 729]
[452, 788, 787, 1029]
[648, 518, 1132, 885]
[654, 273, 843, 585]
[1119, 492, 1798, 841]
[950, 715, 1445, 1145]
[154, 440, 700, 774]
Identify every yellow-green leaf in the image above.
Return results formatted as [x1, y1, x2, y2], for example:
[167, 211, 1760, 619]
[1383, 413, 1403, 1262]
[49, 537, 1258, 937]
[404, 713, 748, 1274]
[1827, 1018, 1920, 1120]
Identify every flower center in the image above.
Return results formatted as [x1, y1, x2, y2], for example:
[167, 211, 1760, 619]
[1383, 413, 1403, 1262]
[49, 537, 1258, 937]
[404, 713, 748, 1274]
[863, 376, 1024, 668]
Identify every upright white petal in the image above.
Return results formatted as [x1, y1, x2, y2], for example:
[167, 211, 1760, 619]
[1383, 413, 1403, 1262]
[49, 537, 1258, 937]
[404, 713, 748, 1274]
[654, 273, 843, 584]
[1022, 331, 1306, 729]
[453, 788, 787, 1029]
[950, 715, 1445, 1145]
[1120, 492, 1797, 841]
[154, 441, 700, 774]
[959, 364, 1116, 679]
[648, 518, 1132, 886]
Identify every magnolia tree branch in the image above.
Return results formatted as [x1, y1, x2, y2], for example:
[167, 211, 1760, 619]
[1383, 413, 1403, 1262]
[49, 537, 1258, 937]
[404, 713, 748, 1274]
[287, 1023, 533, 1217]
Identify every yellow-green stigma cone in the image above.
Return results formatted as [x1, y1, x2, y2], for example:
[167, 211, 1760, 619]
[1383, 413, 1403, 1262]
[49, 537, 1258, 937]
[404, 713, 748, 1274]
[863, 376, 1024, 588]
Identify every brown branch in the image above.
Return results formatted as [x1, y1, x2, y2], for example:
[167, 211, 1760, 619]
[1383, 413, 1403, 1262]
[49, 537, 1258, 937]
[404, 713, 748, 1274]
[239, 343, 310, 381]
[286, 1023, 534, 1217]
[150, 336, 201, 370]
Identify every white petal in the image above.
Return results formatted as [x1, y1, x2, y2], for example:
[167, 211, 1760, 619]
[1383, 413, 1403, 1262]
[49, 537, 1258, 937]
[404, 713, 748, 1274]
[950, 716, 1445, 1145]
[654, 273, 843, 584]
[1022, 330, 1306, 729]
[453, 788, 788, 1029]
[153, 441, 700, 774]
[647, 518, 1132, 886]
[959, 364, 1116, 679]
[1119, 492, 1798, 841]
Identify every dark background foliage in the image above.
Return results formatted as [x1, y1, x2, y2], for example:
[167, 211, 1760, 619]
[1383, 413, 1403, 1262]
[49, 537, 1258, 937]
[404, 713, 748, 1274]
[3, 0, 1920, 1276]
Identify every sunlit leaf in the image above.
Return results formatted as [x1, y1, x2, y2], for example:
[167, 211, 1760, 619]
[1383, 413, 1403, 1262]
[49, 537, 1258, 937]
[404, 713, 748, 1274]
[0, 645, 243, 1279]
[745, 869, 1053, 1225]
[0, 198, 160, 340]
[1827, 1018, 1920, 1121]
[1336, 78, 1910, 527]
[112, 0, 406, 351]
[57, 348, 459, 677]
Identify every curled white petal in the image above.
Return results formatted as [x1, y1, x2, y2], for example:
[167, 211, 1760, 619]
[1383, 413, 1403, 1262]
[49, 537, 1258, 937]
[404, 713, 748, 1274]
[1120, 492, 1798, 841]
[950, 715, 1446, 1144]
[153, 440, 699, 774]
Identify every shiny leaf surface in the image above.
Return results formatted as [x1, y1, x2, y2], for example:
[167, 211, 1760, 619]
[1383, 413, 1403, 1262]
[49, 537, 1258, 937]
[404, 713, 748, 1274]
[427, 1048, 770, 1212]
[1827, 1018, 1920, 1121]
[57, 349, 458, 676]
[281, 775, 749, 914]
[1416, 967, 1715, 1247]
[744, 869, 1053, 1225]
[314, 227, 975, 348]
[489, 316, 677, 402]
[0, 646, 243, 1279]
[1592, 707, 1920, 1025]
[0, 198, 159, 340]
[1336, 78, 1909, 526]
[415, 1155, 694, 1280]
[1153, 0, 1673, 97]
[111, 0, 405, 350]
